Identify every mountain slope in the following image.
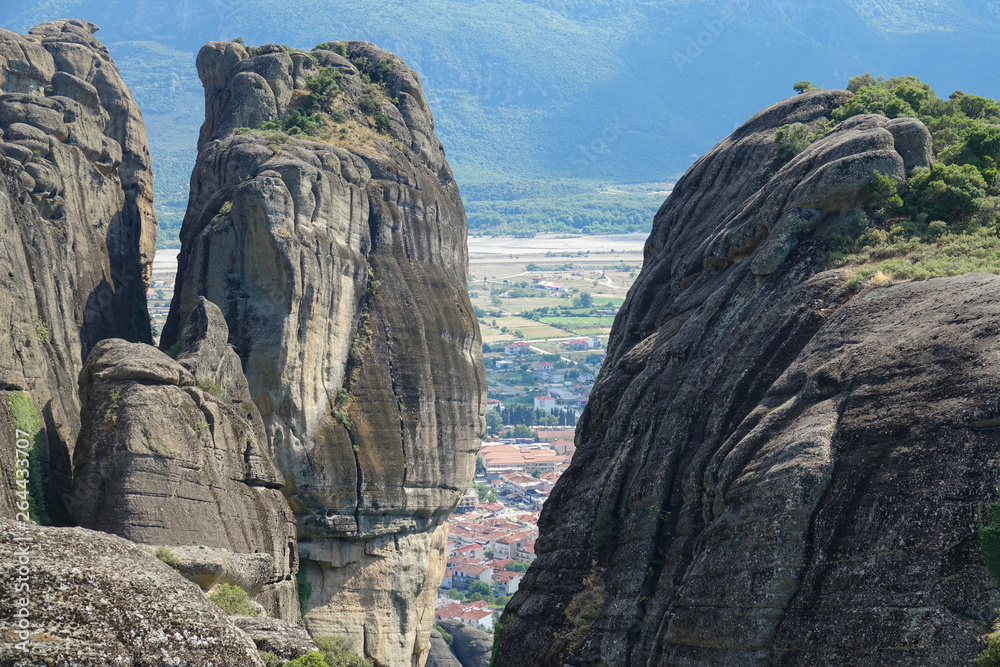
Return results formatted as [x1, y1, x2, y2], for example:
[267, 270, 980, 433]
[6, 1, 1000, 239]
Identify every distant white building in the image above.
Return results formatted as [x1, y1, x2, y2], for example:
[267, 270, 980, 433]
[534, 396, 557, 412]
[505, 342, 531, 356]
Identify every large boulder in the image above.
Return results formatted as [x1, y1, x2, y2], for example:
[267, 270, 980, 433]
[496, 91, 1000, 666]
[161, 39, 485, 666]
[71, 298, 299, 620]
[0, 518, 264, 665]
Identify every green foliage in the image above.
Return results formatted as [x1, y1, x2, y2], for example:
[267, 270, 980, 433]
[259, 651, 283, 667]
[196, 376, 226, 398]
[165, 341, 183, 359]
[980, 491, 1000, 587]
[793, 80, 816, 94]
[297, 568, 313, 617]
[348, 55, 393, 85]
[331, 408, 353, 430]
[7, 391, 49, 525]
[864, 170, 904, 216]
[832, 76, 935, 122]
[285, 653, 329, 667]
[33, 317, 48, 343]
[825, 76, 1000, 284]
[510, 424, 537, 440]
[104, 388, 122, 424]
[434, 623, 454, 646]
[505, 561, 529, 573]
[155, 546, 179, 567]
[846, 72, 884, 93]
[592, 506, 615, 552]
[358, 95, 379, 116]
[773, 121, 831, 165]
[485, 410, 503, 435]
[373, 111, 392, 134]
[312, 635, 374, 667]
[209, 583, 258, 616]
[488, 619, 506, 667]
[468, 580, 492, 597]
[905, 163, 988, 222]
[978, 618, 1000, 667]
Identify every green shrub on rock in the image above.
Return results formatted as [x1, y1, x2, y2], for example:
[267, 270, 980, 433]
[977, 618, 1000, 667]
[259, 651, 284, 667]
[312, 635, 374, 667]
[285, 653, 328, 667]
[154, 546, 179, 567]
[209, 583, 258, 616]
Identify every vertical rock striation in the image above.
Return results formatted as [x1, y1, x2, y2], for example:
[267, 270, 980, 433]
[161, 39, 485, 666]
[0, 20, 156, 521]
[497, 91, 1000, 666]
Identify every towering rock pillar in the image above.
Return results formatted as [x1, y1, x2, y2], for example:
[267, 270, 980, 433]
[162, 39, 485, 666]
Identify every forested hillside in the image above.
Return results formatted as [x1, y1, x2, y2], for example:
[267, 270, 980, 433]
[8, 0, 1000, 243]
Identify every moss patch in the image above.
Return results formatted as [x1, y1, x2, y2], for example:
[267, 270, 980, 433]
[7, 391, 49, 525]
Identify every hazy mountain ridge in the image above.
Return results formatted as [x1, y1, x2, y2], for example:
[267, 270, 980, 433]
[7, 0, 1000, 240]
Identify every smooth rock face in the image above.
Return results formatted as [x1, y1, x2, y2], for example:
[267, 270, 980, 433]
[71, 298, 299, 620]
[161, 40, 484, 665]
[496, 91, 1000, 666]
[0, 21, 157, 521]
[0, 518, 264, 665]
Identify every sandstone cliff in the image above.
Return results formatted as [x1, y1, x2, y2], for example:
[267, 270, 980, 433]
[0, 20, 156, 521]
[496, 91, 1000, 665]
[160, 39, 485, 666]
[70, 297, 299, 620]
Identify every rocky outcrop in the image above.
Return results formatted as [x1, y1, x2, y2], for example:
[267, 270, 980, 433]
[496, 91, 1000, 666]
[426, 628, 463, 667]
[434, 620, 492, 667]
[234, 615, 319, 660]
[0, 518, 264, 665]
[161, 39, 485, 665]
[70, 298, 299, 620]
[0, 20, 157, 522]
